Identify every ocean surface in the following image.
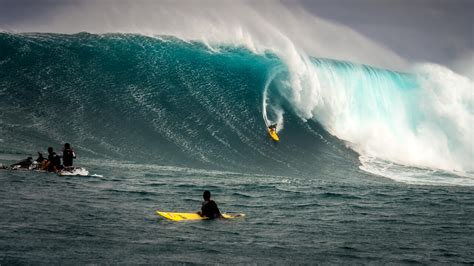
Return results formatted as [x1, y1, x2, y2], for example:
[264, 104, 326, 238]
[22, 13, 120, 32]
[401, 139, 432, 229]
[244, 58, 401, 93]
[0, 33, 473, 264]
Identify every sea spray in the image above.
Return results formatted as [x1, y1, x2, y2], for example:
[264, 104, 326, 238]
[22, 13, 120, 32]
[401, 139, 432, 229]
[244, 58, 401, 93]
[0, 32, 472, 185]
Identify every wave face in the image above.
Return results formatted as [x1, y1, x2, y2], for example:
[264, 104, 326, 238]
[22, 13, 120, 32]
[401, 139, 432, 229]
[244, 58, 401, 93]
[0, 33, 358, 176]
[0, 33, 472, 183]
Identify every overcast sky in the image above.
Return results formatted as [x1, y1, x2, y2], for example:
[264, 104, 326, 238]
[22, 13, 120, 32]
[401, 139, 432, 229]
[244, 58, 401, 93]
[0, 0, 472, 75]
[294, 0, 473, 70]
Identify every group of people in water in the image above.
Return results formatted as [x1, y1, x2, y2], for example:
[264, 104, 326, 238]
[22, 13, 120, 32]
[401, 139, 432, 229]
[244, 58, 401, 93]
[8, 143, 76, 172]
[5, 142, 227, 219]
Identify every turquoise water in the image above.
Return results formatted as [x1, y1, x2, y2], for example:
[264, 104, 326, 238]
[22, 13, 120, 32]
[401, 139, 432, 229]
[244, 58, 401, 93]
[0, 33, 473, 263]
[0, 33, 362, 176]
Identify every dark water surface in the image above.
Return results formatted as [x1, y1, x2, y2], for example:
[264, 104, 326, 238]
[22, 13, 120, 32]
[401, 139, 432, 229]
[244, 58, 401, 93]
[1, 162, 473, 264]
[1, 33, 473, 264]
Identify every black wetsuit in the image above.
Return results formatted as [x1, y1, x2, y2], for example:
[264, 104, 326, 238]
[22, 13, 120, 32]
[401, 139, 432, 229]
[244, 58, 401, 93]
[62, 149, 76, 167]
[11, 158, 33, 168]
[201, 200, 222, 219]
[36, 153, 45, 163]
[48, 152, 62, 172]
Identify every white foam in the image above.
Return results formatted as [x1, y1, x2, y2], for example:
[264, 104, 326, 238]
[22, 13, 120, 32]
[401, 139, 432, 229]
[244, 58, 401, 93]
[5, 1, 472, 183]
[293, 61, 474, 178]
[360, 156, 474, 186]
[58, 167, 90, 176]
[262, 68, 285, 132]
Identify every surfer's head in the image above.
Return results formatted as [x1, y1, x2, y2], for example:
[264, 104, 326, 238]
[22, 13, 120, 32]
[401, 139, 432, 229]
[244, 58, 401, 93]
[203, 190, 211, 200]
[48, 147, 53, 153]
[64, 143, 71, 149]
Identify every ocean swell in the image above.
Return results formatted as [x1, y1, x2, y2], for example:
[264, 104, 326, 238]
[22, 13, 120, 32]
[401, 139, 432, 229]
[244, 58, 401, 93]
[0, 32, 472, 184]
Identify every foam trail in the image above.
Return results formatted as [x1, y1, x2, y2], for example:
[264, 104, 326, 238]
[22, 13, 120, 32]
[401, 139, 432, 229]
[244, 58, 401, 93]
[262, 69, 284, 132]
[262, 86, 271, 127]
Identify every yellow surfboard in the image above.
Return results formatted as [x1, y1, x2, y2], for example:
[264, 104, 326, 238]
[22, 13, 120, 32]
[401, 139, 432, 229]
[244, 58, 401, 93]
[268, 128, 280, 141]
[156, 211, 245, 221]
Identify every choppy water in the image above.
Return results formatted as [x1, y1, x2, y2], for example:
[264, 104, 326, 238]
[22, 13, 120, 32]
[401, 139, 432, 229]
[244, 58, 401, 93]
[1, 32, 473, 263]
[1, 160, 473, 264]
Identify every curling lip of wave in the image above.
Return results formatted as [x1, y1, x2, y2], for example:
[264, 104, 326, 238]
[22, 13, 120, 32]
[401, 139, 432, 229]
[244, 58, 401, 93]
[1, 1, 407, 71]
[0, 32, 472, 186]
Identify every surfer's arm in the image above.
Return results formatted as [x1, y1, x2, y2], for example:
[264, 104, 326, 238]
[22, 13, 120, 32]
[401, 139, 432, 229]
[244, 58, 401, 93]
[213, 202, 223, 218]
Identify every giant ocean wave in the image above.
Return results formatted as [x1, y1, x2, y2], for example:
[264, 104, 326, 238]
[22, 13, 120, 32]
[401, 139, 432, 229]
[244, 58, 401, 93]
[0, 32, 472, 185]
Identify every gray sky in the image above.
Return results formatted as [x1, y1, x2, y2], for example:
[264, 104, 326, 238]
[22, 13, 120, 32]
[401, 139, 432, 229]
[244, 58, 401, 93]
[294, 0, 473, 71]
[0, 0, 472, 75]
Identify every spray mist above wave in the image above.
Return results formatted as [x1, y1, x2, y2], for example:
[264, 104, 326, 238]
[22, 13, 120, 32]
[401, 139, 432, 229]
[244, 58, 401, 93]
[3, 1, 473, 181]
[5, 0, 406, 70]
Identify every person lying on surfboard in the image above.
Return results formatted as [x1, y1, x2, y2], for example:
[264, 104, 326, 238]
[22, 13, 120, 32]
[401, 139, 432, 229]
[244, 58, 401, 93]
[197, 190, 223, 219]
[10, 156, 33, 169]
[268, 124, 277, 131]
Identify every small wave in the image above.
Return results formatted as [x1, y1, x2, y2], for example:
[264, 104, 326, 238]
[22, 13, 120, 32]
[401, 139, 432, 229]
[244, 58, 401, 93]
[360, 156, 474, 186]
[319, 192, 362, 200]
[103, 189, 158, 196]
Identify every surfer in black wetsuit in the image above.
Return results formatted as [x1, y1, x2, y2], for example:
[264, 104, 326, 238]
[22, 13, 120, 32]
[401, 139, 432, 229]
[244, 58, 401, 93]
[10, 157, 33, 169]
[268, 124, 277, 131]
[35, 152, 45, 163]
[62, 143, 76, 168]
[198, 190, 222, 219]
[28, 152, 46, 170]
[47, 147, 62, 172]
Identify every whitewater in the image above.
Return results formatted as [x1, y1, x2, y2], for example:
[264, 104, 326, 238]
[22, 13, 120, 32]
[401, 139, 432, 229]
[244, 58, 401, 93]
[1, 31, 472, 185]
[1, 1, 473, 264]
